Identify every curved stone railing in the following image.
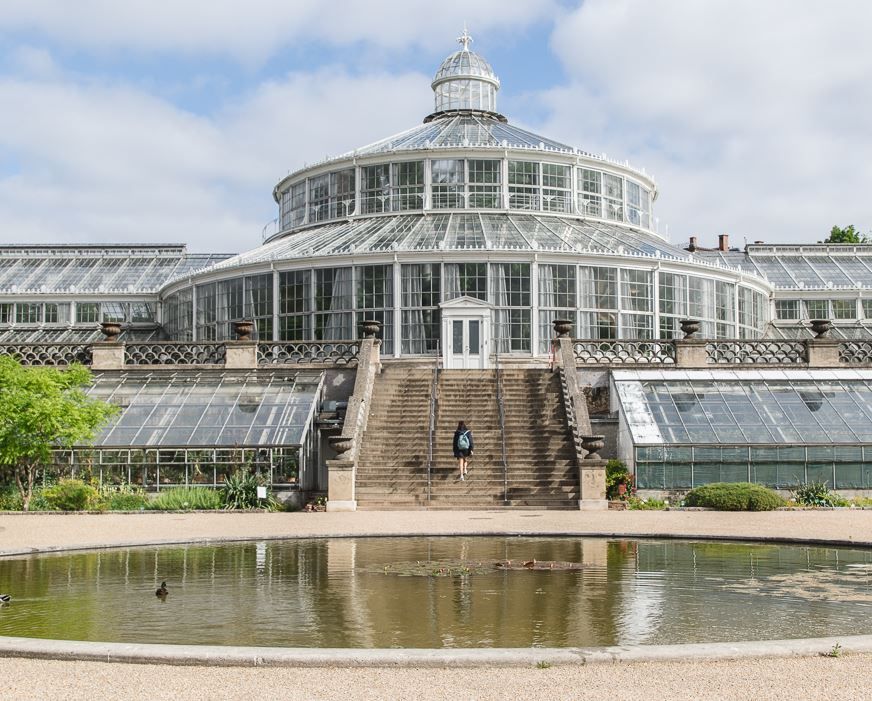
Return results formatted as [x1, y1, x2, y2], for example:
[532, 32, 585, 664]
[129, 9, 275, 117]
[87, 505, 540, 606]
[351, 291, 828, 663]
[839, 341, 872, 364]
[125, 342, 227, 366]
[257, 341, 360, 366]
[706, 340, 807, 365]
[0, 344, 93, 366]
[573, 339, 676, 365]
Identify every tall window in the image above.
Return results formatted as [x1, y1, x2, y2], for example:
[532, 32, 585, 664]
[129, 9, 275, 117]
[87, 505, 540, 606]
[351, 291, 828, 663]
[468, 159, 501, 208]
[715, 281, 736, 337]
[330, 169, 356, 218]
[431, 159, 464, 208]
[0, 303, 12, 324]
[391, 162, 424, 211]
[579, 266, 617, 338]
[492, 263, 531, 352]
[603, 174, 623, 221]
[578, 168, 602, 217]
[620, 269, 652, 338]
[401, 264, 440, 354]
[356, 265, 393, 353]
[245, 274, 274, 341]
[508, 161, 539, 210]
[361, 165, 391, 214]
[308, 174, 330, 223]
[195, 282, 218, 340]
[538, 264, 576, 352]
[541, 163, 571, 213]
[315, 267, 353, 339]
[659, 272, 687, 338]
[279, 270, 311, 341]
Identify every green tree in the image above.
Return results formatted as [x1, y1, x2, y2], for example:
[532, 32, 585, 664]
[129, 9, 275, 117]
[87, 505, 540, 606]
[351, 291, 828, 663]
[0, 357, 118, 511]
[825, 224, 868, 244]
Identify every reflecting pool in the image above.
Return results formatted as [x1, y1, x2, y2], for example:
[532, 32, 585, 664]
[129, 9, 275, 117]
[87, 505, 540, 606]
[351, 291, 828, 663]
[1, 537, 871, 648]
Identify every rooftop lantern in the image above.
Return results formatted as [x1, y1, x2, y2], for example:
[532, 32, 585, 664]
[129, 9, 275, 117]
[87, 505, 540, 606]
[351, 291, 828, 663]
[428, 27, 504, 121]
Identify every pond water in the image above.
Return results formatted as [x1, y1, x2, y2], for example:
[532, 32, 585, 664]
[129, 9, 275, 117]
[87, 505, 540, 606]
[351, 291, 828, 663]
[1, 537, 871, 648]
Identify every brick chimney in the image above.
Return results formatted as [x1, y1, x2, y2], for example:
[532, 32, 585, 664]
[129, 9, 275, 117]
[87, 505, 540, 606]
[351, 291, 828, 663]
[688, 236, 698, 252]
[718, 234, 729, 251]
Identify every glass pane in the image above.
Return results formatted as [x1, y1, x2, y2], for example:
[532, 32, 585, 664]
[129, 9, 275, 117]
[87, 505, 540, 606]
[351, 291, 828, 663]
[452, 320, 463, 355]
[468, 320, 480, 355]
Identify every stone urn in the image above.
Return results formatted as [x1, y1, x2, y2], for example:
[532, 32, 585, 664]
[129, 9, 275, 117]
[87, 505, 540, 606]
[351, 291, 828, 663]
[810, 319, 832, 339]
[232, 320, 255, 341]
[680, 319, 701, 339]
[99, 321, 122, 342]
[552, 318, 574, 338]
[360, 319, 382, 339]
[329, 435, 353, 455]
[580, 435, 605, 460]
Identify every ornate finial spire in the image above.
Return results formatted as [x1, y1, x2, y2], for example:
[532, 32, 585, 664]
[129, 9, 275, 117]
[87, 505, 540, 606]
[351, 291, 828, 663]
[457, 24, 472, 51]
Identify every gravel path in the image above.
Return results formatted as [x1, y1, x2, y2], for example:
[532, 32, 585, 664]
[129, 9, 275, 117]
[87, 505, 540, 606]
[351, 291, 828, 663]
[1, 509, 871, 700]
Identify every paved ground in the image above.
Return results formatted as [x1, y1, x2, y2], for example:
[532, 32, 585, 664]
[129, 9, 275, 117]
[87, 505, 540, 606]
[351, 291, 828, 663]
[1, 509, 871, 700]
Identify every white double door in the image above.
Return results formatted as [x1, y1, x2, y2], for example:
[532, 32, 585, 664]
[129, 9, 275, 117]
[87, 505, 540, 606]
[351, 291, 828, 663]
[448, 317, 485, 369]
[440, 295, 492, 369]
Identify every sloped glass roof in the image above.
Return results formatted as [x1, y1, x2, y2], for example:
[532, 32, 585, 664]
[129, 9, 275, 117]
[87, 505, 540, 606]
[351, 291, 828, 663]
[614, 369, 872, 445]
[338, 114, 576, 157]
[0, 246, 232, 295]
[766, 324, 872, 340]
[206, 213, 698, 272]
[86, 370, 322, 448]
[695, 249, 872, 290]
[0, 327, 163, 343]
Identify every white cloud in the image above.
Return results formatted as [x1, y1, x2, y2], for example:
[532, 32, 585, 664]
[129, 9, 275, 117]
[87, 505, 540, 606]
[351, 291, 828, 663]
[0, 67, 430, 252]
[0, 1, 557, 61]
[539, 0, 872, 245]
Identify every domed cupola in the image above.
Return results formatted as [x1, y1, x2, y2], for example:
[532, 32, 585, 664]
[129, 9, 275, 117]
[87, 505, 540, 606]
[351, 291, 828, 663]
[428, 28, 503, 121]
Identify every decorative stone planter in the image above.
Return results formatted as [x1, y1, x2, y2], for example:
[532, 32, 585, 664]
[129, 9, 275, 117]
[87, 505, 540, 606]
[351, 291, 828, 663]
[552, 318, 574, 338]
[232, 320, 255, 341]
[99, 321, 122, 343]
[580, 434, 605, 460]
[680, 319, 701, 339]
[328, 435, 354, 455]
[360, 319, 382, 339]
[810, 319, 832, 338]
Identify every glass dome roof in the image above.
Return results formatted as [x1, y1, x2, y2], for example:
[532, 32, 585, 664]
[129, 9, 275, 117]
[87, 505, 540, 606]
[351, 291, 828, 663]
[433, 48, 498, 84]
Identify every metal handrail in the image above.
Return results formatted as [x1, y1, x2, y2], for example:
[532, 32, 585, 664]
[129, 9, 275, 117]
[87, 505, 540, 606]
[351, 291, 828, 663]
[494, 352, 509, 504]
[425, 341, 440, 504]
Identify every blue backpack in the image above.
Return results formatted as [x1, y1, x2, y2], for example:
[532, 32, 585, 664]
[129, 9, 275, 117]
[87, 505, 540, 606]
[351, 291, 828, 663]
[457, 431, 470, 450]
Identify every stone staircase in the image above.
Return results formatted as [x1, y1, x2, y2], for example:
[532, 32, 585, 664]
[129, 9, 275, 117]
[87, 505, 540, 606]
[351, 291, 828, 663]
[355, 365, 579, 510]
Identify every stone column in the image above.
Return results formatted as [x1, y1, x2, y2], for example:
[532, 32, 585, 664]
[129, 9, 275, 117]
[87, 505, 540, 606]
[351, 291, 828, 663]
[91, 343, 125, 370]
[578, 435, 607, 510]
[807, 339, 840, 367]
[225, 341, 257, 369]
[674, 339, 708, 368]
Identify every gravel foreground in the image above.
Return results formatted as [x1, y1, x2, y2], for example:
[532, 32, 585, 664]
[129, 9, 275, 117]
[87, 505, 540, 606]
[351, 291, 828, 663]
[2, 655, 871, 701]
[1, 509, 871, 700]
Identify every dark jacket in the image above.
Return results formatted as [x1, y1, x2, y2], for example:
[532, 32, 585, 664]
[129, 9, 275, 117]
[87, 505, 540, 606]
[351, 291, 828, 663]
[452, 428, 474, 457]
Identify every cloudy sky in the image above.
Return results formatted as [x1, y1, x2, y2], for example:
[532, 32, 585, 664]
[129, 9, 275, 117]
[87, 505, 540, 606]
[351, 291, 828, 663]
[1, 0, 870, 253]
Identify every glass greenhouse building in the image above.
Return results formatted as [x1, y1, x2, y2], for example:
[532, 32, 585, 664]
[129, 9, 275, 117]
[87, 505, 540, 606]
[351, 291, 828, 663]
[2, 33, 872, 496]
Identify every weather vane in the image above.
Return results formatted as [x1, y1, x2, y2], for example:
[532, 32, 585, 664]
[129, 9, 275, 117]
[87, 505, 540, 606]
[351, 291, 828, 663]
[457, 24, 472, 51]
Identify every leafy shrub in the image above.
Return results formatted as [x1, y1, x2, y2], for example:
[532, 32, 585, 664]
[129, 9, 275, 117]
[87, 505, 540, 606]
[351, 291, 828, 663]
[222, 469, 282, 510]
[627, 496, 667, 510]
[101, 485, 149, 511]
[684, 482, 785, 511]
[147, 487, 222, 511]
[0, 485, 23, 510]
[791, 481, 847, 507]
[42, 479, 100, 511]
[606, 459, 633, 500]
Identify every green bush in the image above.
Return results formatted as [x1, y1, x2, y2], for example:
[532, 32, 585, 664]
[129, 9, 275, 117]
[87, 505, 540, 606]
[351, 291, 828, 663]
[627, 496, 667, 510]
[791, 481, 847, 507]
[222, 469, 281, 510]
[42, 479, 100, 511]
[147, 487, 222, 511]
[606, 459, 633, 500]
[98, 483, 148, 511]
[0, 485, 23, 510]
[684, 482, 785, 511]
